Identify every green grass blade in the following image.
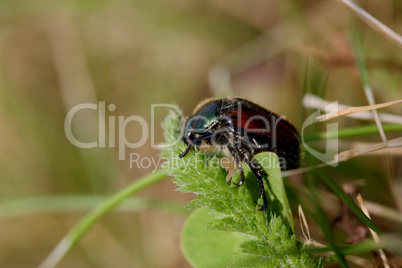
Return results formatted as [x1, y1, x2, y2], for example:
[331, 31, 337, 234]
[310, 189, 350, 268]
[314, 169, 381, 234]
[38, 169, 168, 268]
[303, 123, 402, 142]
[0, 196, 188, 219]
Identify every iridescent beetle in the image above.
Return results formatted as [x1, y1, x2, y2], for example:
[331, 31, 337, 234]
[179, 98, 300, 210]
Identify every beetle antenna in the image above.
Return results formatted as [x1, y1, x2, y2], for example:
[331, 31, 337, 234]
[179, 135, 214, 158]
[179, 145, 192, 158]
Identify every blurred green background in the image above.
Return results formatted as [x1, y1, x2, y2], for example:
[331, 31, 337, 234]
[0, 0, 401, 267]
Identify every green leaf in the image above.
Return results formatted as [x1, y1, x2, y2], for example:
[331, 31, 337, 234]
[228, 252, 273, 267]
[161, 109, 321, 267]
[250, 153, 294, 232]
[181, 207, 247, 268]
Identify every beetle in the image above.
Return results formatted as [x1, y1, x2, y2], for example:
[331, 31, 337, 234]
[179, 97, 300, 210]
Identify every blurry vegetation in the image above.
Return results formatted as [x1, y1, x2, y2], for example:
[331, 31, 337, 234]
[0, 0, 401, 267]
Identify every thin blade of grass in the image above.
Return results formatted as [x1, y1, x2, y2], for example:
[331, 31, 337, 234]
[314, 169, 381, 234]
[0, 196, 188, 219]
[310, 188, 350, 267]
[332, 137, 402, 163]
[38, 169, 168, 268]
[303, 94, 402, 124]
[351, 34, 387, 142]
[311, 241, 385, 255]
[303, 123, 402, 142]
[356, 194, 390, 268]
[337, 0, 402, 48]
[316, 100, 402, 122]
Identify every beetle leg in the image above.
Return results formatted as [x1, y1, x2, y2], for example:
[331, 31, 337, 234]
[239, 149, 267, 211]
[247, 159, 268, 211]
[227, 143, 244, 187]
[179, 134, 214, 158]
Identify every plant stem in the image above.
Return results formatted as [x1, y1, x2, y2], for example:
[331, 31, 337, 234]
[39, 169, 168, 268]
[0, 196, 188, 219]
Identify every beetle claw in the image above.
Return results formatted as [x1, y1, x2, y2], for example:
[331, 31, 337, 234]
[247, 157, 268, 212]
[231, 172, 244, 187]
[254, 198, 267, 211]
[254, 201, 266, 211]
